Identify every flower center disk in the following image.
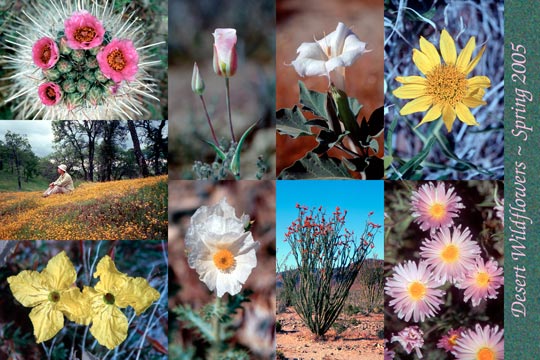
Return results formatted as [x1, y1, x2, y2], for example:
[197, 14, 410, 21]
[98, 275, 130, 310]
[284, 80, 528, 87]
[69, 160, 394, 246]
[407, 281, 426, 301]
[426, 64, 467, 107]
[213, 249, 236, 272]
[74, 26, 97, 43]
[441, 244, 459, 263]
[46, 87, 56, 101]
[103, 292, 116, 305]
[475, 271, 490, 287]
[477, 347, 495, 360]
[41, 45, 51, 63]
[48, 291, 60, 303]
[428, 202, 446, 220]
[107, 49, 126, 71]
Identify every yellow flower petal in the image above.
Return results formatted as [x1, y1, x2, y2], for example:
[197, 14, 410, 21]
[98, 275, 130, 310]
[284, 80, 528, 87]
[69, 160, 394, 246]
[465, 45, 486, 75]
[59, 288, 92, 325]
[8, 270, 48, 307]
[440, 29, 457, 65]
[42, 251, 76, 291]
[419, 36, 441, 66]
[412, 49, 436, 75]
[120, 278, 161, 315]
[399, 95, 433, 115]
[395, 76, 428, 85]
[94, 256, 129, 295]
[456, 37, 475, 72]
[89, 304, 128, 350]
[442, 104, 457, 131]
[467, 76, 491, 89]
[393, 83, 427, 99]
[416, 104, 442, 128]
[462, 96, 486, 108]
[456, 102, 479, 126]
[29, 303, 64, 343]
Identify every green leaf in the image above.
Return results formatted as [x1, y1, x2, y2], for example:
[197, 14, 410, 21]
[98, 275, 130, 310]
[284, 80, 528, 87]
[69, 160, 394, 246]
[348, 97, 363, 118]
[313, 129, 350, 154]
[278, 152, 353, 179]
[383, 155, 394, 169]
[204, 140, 226, 160]
[396, 136, 436, 178]
[298, 81, 329, 119]
[174, 305, 215, 342]
[331, 87, 362, 143]
[230, 122, 257, 179]
[276, 106, 314, 138]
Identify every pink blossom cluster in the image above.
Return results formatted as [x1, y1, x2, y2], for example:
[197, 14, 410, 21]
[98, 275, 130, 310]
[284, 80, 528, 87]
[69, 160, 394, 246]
[385, 182, 504, 359]
[31, 10, 139, 106]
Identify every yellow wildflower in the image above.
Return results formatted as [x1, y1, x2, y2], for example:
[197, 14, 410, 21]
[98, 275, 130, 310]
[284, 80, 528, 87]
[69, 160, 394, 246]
[393, 29, 491, 132]
[7, 251, 89, 343]
[83, 256, 160, 350]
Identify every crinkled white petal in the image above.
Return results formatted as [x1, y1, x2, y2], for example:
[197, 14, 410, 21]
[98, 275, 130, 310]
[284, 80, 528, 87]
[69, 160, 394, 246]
[291, 42, 328, 77]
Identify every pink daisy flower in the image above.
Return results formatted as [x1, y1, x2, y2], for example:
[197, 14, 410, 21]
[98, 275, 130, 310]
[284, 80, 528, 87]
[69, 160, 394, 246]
[391, 325, 424, 359]
[385, 260, 445, 322]
[452, 324, 504, 360]
[38, 82, 62, 106]
[64, 11, 105, 49]
[456, 257, 504, 306]
[32, 37, 59, 69]
[97, 39, 139, 83]
[411, 182, 465, 232]
[437, 327, 465, 352]
[420, 226, 481, 284]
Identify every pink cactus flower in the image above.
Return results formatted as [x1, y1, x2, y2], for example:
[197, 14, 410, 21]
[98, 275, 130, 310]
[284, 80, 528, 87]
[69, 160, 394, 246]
[97, 39, 139, 83]
[38, 82, 62, 106]
[64, 11, 105, 49]
[32, 37, 59, 69]
[213, 28, 238, 77]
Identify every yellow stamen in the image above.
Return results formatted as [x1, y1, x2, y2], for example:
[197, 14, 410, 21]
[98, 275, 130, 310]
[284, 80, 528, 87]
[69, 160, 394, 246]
[213, 249, 236, 272]
[429, 202, 447, 220]
[74, 26, 96, 43]
[448, 334, 459, 346]
[107, 49, 126, 71]
[408, 281, 426, 301]
[441, 244, 459, 263]
[475, 271, 490, 287]
[477, 347, 495, 360]
[426, 64, 467, 107]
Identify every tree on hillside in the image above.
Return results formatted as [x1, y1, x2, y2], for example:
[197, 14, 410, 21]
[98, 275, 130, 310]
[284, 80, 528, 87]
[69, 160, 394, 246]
[3, 131, 35, 190]
[127, 121, 149, 178]
[52, 121, 103, 181]
[140, 120, 168, 175]
[98, 121, 126, 181]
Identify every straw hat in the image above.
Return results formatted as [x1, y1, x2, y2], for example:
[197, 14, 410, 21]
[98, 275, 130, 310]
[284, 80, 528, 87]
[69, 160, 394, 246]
[58, 164, 67, 172]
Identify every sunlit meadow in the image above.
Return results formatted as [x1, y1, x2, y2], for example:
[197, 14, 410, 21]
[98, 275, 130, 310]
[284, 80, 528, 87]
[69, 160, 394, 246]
[0, 175, 167, 240]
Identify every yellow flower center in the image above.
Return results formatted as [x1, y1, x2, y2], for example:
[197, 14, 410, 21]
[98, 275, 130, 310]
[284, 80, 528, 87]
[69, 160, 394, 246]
[107, 49, 126, 71]
[448, 334, 459, 346]
[426, 64, 467, 107]
[74, 26, 97, 43]
[477, 347, 495, 360]
[475, 271, 491, 287]
[49, 291, 60, 303]
[103, 292, 116, 305]
[441, 244, 459, 263]
[407, 281, 426, 301]
[428, 202, 447, 220]
[213, 249, 236, 272]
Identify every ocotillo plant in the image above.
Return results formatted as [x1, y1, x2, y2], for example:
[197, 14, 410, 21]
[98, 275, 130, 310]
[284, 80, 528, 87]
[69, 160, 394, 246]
[281, 204, 381, 336]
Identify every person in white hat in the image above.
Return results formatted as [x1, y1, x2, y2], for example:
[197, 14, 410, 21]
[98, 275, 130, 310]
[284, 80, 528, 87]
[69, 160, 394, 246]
[43, 164, 75, 197]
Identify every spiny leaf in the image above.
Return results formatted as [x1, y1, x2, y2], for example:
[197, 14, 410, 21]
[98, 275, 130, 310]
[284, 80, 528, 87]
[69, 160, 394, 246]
[174, 305, 215, 342]
[276, 106, 314, 138]
[278, 152, 353, 179]
[298, 81, 329, 119]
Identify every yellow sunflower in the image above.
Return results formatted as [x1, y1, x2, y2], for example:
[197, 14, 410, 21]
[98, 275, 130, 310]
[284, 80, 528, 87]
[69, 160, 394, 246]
[393, 29, 491, 132]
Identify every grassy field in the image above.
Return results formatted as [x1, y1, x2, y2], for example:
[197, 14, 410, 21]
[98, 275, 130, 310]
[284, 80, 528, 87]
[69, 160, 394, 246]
[0, 175, 168, 240]
[0, 170, 50, 192]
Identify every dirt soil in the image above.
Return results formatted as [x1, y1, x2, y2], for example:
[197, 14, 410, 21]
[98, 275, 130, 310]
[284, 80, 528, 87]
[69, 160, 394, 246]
[277, 307, 384, 360]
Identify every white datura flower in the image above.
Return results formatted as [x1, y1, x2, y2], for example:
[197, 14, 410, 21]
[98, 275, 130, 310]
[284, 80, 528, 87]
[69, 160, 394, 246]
[291, 22, 368, 90]
[185, 198, 259, 297]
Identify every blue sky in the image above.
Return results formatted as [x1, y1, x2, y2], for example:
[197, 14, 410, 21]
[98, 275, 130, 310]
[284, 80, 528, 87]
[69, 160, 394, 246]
[276, 180, 384, 268]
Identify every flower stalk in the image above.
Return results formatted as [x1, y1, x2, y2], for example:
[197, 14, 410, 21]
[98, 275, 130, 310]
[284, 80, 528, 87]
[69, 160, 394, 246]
[225, 77, 236, 143]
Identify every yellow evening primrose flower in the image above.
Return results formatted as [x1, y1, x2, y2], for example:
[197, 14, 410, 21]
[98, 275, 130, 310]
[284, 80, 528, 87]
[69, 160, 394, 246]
[83, 255, 160, 350]
[7, 251, 89, 343]
[393, 29, 491, 132]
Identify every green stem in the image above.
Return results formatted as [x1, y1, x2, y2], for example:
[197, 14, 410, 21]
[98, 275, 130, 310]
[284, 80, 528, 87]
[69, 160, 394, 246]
[210, 296, 222, 360]
[199, 94, 220, 147]
[225, 77, 236, 142]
